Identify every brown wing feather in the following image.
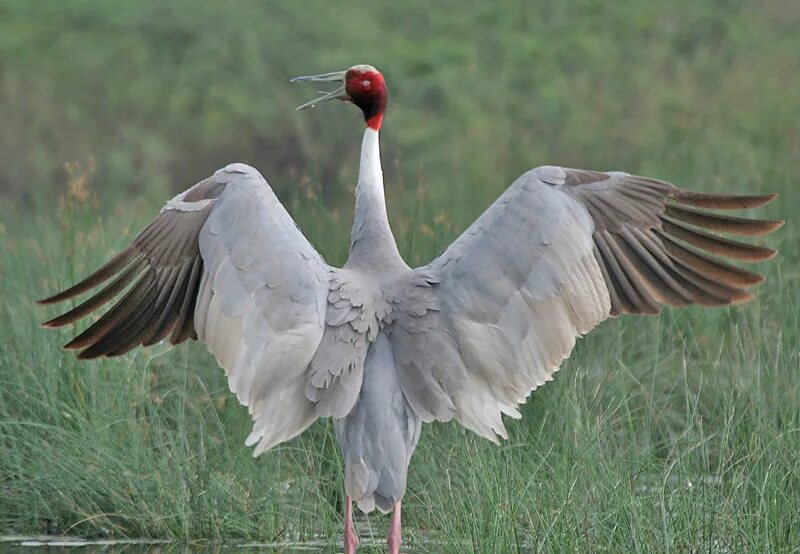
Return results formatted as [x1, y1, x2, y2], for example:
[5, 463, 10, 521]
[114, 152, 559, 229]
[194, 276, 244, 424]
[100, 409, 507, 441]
[561, 169, 782, 316]
[39, 177, 223, 358]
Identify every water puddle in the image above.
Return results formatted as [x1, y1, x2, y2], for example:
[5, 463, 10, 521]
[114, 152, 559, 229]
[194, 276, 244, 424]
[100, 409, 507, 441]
[1, 535, 443, 552]
[2, 536, 339, 552]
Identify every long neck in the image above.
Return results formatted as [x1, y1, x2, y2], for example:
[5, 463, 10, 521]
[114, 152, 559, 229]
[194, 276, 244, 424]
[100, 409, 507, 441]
[347, 127, 403, 269]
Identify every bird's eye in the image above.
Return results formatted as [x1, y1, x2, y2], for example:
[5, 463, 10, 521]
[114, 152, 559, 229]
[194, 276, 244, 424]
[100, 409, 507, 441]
[346, 69, 357, 79]
[362, 80, 372, 90]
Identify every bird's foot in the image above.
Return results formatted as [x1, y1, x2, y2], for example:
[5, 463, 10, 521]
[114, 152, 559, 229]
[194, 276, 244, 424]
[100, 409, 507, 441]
[344, 529, 359, 554]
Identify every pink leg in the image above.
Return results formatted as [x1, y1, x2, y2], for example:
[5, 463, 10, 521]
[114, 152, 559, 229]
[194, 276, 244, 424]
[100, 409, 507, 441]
[387, 500, 402, 554]
[344, 495, 359, 554]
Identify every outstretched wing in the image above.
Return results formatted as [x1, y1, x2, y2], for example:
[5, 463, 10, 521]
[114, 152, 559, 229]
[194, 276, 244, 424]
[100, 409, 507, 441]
[39, 163, 330, 454]
[396, 165, 782, 441]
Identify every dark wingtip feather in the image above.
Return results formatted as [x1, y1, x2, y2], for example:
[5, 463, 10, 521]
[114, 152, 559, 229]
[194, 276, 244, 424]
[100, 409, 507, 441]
[63, 340, 83, 351]
[38, 293, 70, 306]
[40, 309, 86, 330]
[36, 251, 136, 305]
[730, 292, 755, 305]
[38, 292, 70, 306]
[662, 219, 778, 262]
[75, 348, 103, 360]
[760, 247, 779, 260]
[675, 190, 779, 210]
[664, 205, 785, 237]
[656, 230, 767, 287]
[39, 261, 146, 329]
[573, 171, 780, 315]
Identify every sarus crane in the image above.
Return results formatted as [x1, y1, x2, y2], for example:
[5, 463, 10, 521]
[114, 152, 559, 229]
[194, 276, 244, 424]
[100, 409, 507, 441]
[40, 64, 782, 553]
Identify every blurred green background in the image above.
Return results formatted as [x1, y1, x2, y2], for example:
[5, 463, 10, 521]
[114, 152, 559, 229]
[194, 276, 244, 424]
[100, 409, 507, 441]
[1, 1, 798, 552]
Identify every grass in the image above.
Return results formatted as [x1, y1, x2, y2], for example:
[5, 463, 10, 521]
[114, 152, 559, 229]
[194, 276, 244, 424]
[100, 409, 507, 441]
[2, 1, 800, 552]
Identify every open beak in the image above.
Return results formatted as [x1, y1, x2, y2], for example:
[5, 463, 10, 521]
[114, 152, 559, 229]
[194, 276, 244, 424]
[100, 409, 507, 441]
[290, 70, 348, 111]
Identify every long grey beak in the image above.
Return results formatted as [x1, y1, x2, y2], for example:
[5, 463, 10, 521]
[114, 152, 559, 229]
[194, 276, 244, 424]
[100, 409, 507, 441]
[291, 70, 348, 111]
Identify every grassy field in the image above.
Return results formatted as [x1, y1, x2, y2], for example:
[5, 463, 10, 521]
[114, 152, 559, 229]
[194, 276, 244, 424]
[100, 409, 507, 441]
[2, 1, 799, 552]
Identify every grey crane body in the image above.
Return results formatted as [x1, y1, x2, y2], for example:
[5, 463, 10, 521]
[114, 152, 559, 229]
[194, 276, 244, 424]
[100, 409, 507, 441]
[335, 332, 422, 513]
[310, 128, 422, 512]
[39, 64, 782, 553]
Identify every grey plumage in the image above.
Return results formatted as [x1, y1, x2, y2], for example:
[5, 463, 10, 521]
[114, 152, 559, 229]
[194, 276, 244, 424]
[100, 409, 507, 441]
[335, 333, 421, 513]
[40, 151, 781, 514]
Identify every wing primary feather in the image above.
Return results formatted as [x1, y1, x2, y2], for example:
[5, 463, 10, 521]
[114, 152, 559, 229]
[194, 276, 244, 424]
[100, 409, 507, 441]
[83, 266, 183, 357]
[629, 228, 674, 267]
[41, 258, 146, 328]
[75, 271, 166, 359]
[618, 228, 694, 305]
[622, 180, 672, 198]
[170, 256, 203, 344]
[601, 232, 661, 314]
[579, 194, 620, 232]
[149, 214, 199, 266]
[64, 270, 156, 351]
[665, 205, 784, 236]
[592, 246, 624, 317]
[631, 228, 740, 304]
[661, 218, 777, 261]
[627, 176, 676, 194]
[38, 250, 139, 305]
[595, 190, 657, 225]
[131, 216, 170, 246]
[629, 228, 723, 304]
[136, 212, 183, 252]
[674, 190, 778, 210]
[616, 186, 665, 210]
[103, 267, 183, 356]
[143, 262, 194, 346]
[654, 230, 765, 287]
[666, 255, 753, 305]
[594, 232, 648, 314]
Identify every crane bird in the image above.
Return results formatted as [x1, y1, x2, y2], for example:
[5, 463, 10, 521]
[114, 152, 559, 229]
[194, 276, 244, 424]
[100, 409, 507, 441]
[40, 64, 782, 553]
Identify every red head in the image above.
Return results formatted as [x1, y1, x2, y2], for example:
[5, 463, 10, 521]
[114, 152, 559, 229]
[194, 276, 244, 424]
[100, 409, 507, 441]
[292, 64, 388, 130]
[344, 65, 388, 130]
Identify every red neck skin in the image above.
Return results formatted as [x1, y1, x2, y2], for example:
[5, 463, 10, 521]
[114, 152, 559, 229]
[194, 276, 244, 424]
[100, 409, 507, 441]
[366, 113, 384, 130]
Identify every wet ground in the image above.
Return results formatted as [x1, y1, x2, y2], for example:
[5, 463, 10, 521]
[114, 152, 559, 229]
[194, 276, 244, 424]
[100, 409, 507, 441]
[1, 536, 342, 553]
